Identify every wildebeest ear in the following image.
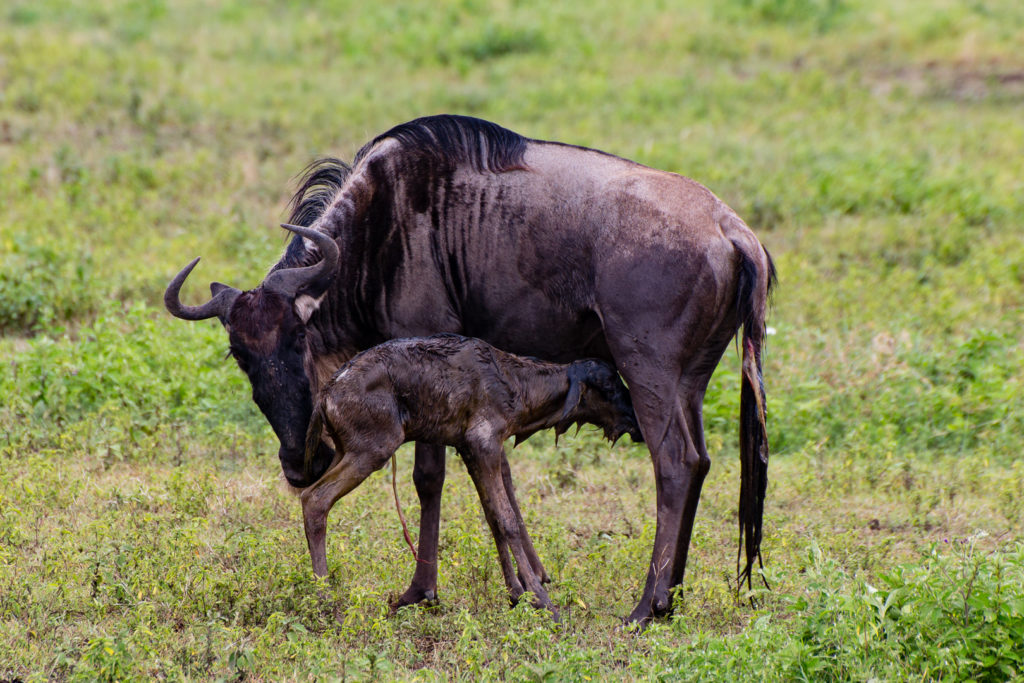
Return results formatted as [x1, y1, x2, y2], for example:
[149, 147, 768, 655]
[294, 292, 326, 323]
[209, 282, 241, 326]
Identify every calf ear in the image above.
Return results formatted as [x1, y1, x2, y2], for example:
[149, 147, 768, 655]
[559, 365, 586, 423]
[294, 292, 326, 323]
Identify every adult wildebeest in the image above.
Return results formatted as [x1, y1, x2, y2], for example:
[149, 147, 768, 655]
[165, 114, 775, 625]
[301, 334, 643, 616]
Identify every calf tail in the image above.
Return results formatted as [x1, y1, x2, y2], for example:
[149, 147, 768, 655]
[729, 224, 776, 591]
[303, 402, 326, 482]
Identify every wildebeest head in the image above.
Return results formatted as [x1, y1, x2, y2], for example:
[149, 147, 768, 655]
[558, 359, 644, 444]
[164, 224, 338, 487]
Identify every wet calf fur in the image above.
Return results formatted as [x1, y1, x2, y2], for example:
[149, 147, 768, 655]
[301, 334, 642, 616]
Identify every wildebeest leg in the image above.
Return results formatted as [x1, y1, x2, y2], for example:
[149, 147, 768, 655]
[463, 437, 558, 617]
[392, 442, 446, 610]
[601, 342, 714, 627]
[670, 397, 713, 588]
[663, 319, 742, 591]
[600, 249, 738, 627]
[612, 344, 733, 626]
[632, 390, 700, 625]
[500, 453, 550, 584]
[300, 446, 396, 578]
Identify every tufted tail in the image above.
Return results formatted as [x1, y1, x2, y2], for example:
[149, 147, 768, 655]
[730, 229, 776, 591]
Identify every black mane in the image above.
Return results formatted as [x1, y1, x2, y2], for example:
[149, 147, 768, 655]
[355, 114, 529, 174]
[286, 157, 353, 229]
[276, 157, 352, 270]
[278, 116, 528, 270]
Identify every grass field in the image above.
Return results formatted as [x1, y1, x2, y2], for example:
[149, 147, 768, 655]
[2, 0, 1024, 679]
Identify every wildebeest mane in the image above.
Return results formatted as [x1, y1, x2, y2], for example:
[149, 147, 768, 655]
[287, 157, 353, 229]
[277, 116, 527, 270]
[274, 157, 352, 270]
[355, 114, 529, 174]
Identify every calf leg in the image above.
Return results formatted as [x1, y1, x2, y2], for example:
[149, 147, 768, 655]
[392, 442, 446, 609]
[500, 454, 550, 584]
[392, 444, 544, 609]
[462, 454, 524, 601]
[463, 439, 557, 617]
[300, 446, 396, 578]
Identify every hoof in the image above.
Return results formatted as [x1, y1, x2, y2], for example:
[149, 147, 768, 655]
[389, 587, 439, 615]
[624, 591, 673, 630]
[509, 589, 559, 621]
[624, 604, 655, 631]
[653, 596, 672, 617]
[622, 613, 651, 632]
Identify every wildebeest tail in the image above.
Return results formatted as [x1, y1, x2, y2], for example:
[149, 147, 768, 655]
[303, 401, 326, 482]
[725, 215, 776, 591]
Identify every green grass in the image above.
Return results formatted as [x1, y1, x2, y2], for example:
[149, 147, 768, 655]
[2, 0, 1024, 679]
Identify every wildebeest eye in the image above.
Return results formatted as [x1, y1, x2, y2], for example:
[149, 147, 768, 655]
[227, 346, 251, 372]
[291, 328, 309, 349]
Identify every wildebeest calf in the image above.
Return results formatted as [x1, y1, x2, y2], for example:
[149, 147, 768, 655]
[300, 334, 642, 616]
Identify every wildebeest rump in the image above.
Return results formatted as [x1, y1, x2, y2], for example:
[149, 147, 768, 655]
[164, 114, 775, 625]
[300, 334, 643, 616]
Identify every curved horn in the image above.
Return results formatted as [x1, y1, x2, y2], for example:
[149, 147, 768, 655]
[262, 224, 340, 299]
[164, 257, 241, 321]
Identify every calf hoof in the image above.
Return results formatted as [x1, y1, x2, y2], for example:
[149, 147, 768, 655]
[510, 589, 560, 622]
